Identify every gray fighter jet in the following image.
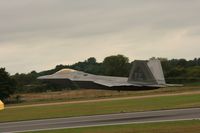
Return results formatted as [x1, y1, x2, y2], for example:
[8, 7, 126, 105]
[38, 59, 181, 91]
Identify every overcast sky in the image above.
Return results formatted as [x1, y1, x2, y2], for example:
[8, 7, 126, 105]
[0, 0, 200, 74]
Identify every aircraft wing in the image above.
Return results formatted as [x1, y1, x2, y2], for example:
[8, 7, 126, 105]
[38, 69, 163, 88]
[89, 76, 143, 87]
[38, 69, 143, 87]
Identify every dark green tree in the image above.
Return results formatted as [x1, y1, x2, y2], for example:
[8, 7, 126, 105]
[0, 68, 16, 101]
[103, 55, 131, 77]
[86, 57, 97, 64]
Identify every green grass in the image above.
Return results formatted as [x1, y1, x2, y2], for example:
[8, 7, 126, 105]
[25, 120, 200, 133]
[8, 85, 200, 107]
[186, 82, 200, 86]
[0, 94, 200, 123]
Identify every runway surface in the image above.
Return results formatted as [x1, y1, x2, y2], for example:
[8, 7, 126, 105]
[0, 108, 200, 133]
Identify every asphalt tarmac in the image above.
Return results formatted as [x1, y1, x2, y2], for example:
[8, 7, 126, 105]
[0, 108, 200, 133]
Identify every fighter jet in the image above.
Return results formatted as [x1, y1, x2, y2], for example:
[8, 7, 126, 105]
[38, 59, 181, 91]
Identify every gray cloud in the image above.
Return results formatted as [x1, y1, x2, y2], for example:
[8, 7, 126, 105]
[0, 0, 200, 74]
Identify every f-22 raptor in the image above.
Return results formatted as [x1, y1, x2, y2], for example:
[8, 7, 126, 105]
[38, 59, 182, 91]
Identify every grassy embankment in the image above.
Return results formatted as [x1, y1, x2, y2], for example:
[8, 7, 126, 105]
[9, 85, 200, 106]
[24, 120, 200, 133]
[1, 93, 200, 123]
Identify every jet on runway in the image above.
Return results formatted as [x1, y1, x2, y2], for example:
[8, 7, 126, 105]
[38, 59, 181, 90]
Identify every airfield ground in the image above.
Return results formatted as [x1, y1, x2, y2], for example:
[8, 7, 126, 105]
[1, 93, 200, 122]
[24, 120, 200, 133]
[0, 85, 200, 132]
[8, 85, 200, 106]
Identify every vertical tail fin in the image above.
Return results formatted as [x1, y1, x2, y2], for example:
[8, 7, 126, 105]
[128, 59, 166, 85]
[147, 59, 166, 85]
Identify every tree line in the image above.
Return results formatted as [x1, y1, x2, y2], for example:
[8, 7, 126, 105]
[0, 55, 200, 101]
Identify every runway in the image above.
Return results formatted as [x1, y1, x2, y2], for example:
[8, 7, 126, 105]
[0, 108, 200, 133]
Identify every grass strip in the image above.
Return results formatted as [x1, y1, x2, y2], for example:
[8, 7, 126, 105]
[0, 94, 200, 123]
